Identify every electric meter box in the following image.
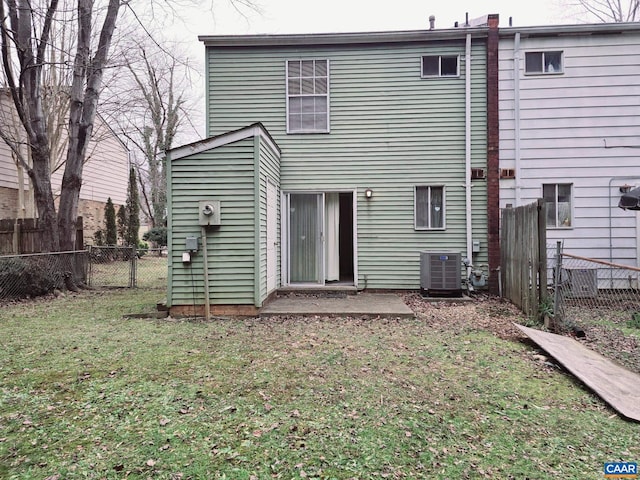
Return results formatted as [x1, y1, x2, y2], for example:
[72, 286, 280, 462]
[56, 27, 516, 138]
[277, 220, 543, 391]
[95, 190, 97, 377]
[198, 200, 221, 226]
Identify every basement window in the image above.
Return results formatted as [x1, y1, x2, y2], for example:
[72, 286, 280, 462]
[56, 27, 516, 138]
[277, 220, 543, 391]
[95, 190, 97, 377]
[421, 55, 459, 78]
[525, 51, 563, 74]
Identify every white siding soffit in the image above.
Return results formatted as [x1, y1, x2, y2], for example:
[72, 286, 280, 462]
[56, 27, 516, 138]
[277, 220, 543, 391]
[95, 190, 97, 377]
[167, 123, 281, 161]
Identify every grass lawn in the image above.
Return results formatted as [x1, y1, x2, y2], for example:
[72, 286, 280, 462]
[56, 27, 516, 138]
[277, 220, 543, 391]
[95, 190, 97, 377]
[0, 288, 638, 479]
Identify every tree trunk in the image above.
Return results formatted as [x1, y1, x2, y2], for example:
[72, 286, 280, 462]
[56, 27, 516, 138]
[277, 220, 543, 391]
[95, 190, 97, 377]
[28, 148, 59, 252]
[58, 0, 121, 251]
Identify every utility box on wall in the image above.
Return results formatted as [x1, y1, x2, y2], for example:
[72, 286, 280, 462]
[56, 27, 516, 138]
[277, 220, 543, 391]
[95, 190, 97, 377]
[198, 200, 221, 226]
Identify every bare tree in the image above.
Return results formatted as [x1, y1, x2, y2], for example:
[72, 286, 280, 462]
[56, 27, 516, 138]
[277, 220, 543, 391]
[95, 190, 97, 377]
[566, 0, 639, 22]
[106, 39, 198, 228]
[0, 0, 122, 252]
[0, 0, 257, 253]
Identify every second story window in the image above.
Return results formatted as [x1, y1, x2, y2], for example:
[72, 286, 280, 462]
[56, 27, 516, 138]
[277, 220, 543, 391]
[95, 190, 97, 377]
[525, 51, 563, 74]
[421, 55, 459, 78]
[286, 59, 329, 133]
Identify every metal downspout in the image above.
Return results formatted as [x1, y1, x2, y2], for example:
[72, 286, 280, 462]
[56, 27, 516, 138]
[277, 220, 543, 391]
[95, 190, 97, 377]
[514, 32, 522, 206]
[465, 33, 473, 266]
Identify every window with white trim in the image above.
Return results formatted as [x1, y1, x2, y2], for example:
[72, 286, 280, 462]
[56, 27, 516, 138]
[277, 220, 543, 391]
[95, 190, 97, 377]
[543, 183, 572, 228]
[286, 59, 329, 133]
[421, 55, 459, 78]
[525, 51, 563, 74]
[415, 186, 445, 229]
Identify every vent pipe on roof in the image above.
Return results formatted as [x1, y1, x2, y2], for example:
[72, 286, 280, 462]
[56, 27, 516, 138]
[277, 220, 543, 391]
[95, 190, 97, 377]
[429, 15, 435, 30]
[465, 12, 470, 27]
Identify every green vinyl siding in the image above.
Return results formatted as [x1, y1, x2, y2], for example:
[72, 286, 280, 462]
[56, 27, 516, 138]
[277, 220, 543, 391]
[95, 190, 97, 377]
[168, 138, 257, 306]
[206, 39, 488, 289]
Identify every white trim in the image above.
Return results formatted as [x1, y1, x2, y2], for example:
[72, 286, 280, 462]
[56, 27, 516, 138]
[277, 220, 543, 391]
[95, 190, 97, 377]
[167, 123, 280, 161]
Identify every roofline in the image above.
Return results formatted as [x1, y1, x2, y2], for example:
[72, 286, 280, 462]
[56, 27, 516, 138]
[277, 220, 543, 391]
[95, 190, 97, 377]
[167, 122, 281, 161]
[499, 21, 640, 38]
[199, 26, 492, 47]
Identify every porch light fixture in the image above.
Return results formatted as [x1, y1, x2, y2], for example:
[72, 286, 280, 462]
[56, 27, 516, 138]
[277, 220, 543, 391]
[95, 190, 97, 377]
[364, 188, 373, 199]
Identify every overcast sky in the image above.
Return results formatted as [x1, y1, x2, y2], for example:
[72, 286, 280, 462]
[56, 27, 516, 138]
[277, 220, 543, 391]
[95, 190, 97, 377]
[175, 0, 581, 40]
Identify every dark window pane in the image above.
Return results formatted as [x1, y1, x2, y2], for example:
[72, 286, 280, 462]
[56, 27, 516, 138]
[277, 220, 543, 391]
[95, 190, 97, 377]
[301, 77, 314, 94]
[431, 187, 444, 228]
[525, 52, 543, 73]
[441, 56, 458, 76]
[288, 78, 300, 95]
[289, 114, 301, 131]
[315, 60, 327, 76]
[315, 77, 327, 94]
[416, 187, 429, 227]
[422, 56, 439, 76]
[301, 60, 314, 77]
[288, 61, 300, 77]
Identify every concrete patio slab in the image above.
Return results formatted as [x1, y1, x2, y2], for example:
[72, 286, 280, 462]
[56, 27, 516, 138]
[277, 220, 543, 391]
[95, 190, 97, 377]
[260, 293, 414, 318]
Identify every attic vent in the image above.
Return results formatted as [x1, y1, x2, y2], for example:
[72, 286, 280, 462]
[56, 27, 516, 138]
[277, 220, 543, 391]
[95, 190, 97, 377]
[471, 168, 486, 180]
[500, 168, 516, 179]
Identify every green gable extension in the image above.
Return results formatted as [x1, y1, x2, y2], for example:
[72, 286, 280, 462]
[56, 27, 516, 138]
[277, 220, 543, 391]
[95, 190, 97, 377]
[166, 123, 280, 313]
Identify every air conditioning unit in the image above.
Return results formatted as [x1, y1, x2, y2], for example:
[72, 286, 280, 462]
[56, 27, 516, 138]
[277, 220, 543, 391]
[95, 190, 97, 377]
[420, 251, 462, 296]
[564, 267, 598, 298]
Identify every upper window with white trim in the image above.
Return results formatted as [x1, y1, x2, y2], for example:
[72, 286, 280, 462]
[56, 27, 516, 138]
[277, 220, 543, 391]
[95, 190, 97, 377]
[421, 55, 459, 78]
[415, 185, 445, 230]
[525, 51, 563, 74]
[286, 59, 329, 133]
[543, 183, 572, 228]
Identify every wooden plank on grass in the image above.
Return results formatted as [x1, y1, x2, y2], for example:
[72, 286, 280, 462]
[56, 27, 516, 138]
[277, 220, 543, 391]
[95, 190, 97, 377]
[515, 323, 640, 422]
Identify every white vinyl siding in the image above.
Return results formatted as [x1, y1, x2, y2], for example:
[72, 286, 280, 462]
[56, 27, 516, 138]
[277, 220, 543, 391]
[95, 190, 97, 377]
[286, 59, 329, 133]
[499, 28, 640, 267]
[421, 55, 460, 78]
[415, 185, 445, 230]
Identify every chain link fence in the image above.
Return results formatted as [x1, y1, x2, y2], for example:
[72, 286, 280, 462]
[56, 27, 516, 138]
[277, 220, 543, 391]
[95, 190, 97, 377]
[547, 241, 640, 331]
[0, 250, 88, 299]
[88, 246, 167, 289]
[0, 247, 167, 300]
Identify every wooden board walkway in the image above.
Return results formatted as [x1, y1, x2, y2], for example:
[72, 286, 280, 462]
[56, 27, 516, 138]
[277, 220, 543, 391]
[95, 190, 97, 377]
[515, 323, 640, 422]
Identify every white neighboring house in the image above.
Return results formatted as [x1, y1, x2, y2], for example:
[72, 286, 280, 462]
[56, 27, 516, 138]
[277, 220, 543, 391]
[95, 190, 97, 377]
[0, 92, 129, 241]
[498, 23, 640, 277]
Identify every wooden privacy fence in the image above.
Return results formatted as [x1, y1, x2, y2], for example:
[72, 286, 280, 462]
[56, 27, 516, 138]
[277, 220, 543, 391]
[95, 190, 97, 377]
[0, 217, 84, 254]
[501, 199, 547, 319]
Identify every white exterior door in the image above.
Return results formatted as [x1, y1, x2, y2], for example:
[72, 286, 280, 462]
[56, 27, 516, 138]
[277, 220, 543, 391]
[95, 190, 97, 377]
[266, 180, 277, 293]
